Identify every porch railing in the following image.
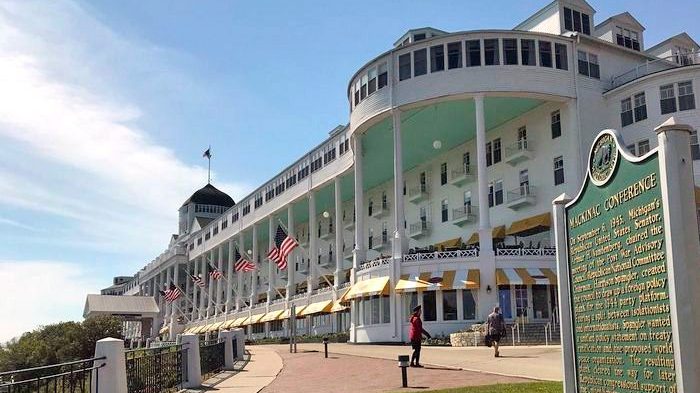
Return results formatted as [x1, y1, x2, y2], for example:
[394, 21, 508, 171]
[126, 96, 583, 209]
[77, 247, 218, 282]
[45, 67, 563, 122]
[199, 340, 225, 381]
[0, 357, 106, 393]
[495, 248, 556, 256]
[125, 344, 186, 393]
[402, 249, 478, 262]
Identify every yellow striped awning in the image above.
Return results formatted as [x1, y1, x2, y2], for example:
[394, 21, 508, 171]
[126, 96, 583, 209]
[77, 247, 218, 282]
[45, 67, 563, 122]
[345, 277, 390, 300]
[159, 326, 169, 335]
[281, 305, 307, 319]
[249, 313, 266, 325]
[191, 325, 206, 334]
[221, 319, 237, 329]
[506, 213, 551, 237]
[206, 321, 225, 333]
[396, 270, 480, 292]
[330, 301, 349, 313]
[435, 237, 462, 251]
[300, 300, 333, 316]
[496, 268, 557, 286]
[261, 310, 285, 323]
[232, 316, 249, 327]
[695, 186, 700, 205]
[466, 226, 507, 245]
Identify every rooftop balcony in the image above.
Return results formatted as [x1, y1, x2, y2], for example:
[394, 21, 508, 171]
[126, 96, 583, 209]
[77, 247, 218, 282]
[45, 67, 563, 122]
[451, 205, 477, 227]
[505, 140, 534, 166]
[409, 220, 430, 239]
[370, 201, 390, 219]
[506, 185, 536, 210]
[408, 184, 429, 204]
[450, 165, 475, 187]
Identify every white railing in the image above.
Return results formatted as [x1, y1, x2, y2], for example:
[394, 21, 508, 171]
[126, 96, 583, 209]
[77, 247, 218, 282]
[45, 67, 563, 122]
[507, 185, 536, 201]
[451, 165, 473, 180]
[339, 281, 352, 289]
[495, 247, 556, 256]
[408, 184, 429, 199]
[409, 221, 430, 235]
[505, 139, 534, 157]
[452, 205, 477, 221]
[544, 322, 552, 346]
[358, 256, 392, 271]
[611, 50, 700, 88]
[291, 293, 306, 300]
[511, 323, 521, 347]
[402, 249, 478, 262]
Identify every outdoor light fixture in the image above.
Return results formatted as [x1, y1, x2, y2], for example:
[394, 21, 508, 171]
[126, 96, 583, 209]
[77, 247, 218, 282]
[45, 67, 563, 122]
[247, 249, 252, 255]
[432, 140, 442, 150]
[486, 285, 492, 294]
[322, 211, 330, 218]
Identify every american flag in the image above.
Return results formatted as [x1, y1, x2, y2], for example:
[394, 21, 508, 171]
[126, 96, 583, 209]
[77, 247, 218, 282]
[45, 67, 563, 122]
[234, 247, 256, 272]
[164, 283, 182, 302]
[267, 225, 298, 270]
[208, 261, 224, 280]
[189, 273, 205, 288]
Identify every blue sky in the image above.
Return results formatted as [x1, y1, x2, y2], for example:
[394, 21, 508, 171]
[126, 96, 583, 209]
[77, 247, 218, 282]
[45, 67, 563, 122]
[0, 0, 697, 342]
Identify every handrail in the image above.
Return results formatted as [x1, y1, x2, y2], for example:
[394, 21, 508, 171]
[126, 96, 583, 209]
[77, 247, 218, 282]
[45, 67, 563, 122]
[0, 357, 107, 377]
[403, 249, 478, 262]
[495, 247, 556, 256]
[544, 322, 552, 346]
[507, 185, 536, 200]
[610, 50, 700, 88]
[511, 323, 520, 347]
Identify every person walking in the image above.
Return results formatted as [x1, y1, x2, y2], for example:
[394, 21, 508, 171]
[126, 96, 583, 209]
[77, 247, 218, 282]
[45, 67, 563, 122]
[487, 306, 506, 357]
[408, 305, 431, 367]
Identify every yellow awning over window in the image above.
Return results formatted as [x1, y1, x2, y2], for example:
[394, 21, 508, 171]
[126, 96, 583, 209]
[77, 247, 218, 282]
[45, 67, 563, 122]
[221, 319, 237, 329]
[233, 316, 249, 327]
[300, 300, 333, 316]
[206, 321, 225, 333]
[435, 237, 462, 251]
[192, 325, 208, 334]
[249, 313, 266, 325]
[506, 213, 552, 237]
[345, 277, 390, 300]
[261, 310, 285, 323]
[466, 226, 507, 245]
[396, 270, 480, 292]
[159, 326, 169, 335]
[281, 305, 307, 319]
[496, 268, 557, 286]
[330, 301, 349, 313]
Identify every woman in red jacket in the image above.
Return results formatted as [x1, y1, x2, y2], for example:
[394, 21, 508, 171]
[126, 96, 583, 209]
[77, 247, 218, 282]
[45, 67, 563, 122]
[408, 305, 431, 367]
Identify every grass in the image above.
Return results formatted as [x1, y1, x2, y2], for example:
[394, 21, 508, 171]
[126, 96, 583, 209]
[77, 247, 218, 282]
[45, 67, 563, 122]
[396, 382, 563, 393]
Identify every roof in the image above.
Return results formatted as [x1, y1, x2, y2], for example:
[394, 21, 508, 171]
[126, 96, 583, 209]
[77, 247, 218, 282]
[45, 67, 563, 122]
[393, 27, 448, 47]
[83, 295, 160, 318]
[181, 183, 235, 208]
[646, 32, 700, 54]
[595, 12, 645, 31]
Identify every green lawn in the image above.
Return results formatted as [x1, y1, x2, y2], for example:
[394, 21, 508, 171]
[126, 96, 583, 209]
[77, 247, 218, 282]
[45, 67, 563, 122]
[398, 382, 563, 393]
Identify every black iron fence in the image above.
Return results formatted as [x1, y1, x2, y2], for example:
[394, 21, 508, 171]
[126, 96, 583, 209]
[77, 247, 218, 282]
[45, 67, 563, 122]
[125, 344, 187, 393]
[0, 357, 106, 393]
[199, 340, 224, 381]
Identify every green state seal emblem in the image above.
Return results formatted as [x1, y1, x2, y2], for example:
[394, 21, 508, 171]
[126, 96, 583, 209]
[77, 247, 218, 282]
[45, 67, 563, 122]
[589, 133, 618, 186]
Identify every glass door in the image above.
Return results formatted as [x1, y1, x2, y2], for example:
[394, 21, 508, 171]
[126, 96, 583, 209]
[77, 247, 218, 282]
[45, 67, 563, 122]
[514, 285, 529, 321]
[498, 286, 513, 319]
[532, 285, 549, 320]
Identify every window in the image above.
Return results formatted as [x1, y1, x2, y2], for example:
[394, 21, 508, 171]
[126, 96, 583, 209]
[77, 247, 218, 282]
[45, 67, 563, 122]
[572, 10, 582, 33]
[463, 191, 472, 208]
[443, 290, 458, 321]
[232, 211, 239, 222]
[690, 130, 700, 160]
[414, 48, 427, 76]
[493, 138, 502, 164]
[441, 199, 448, 222]
[581, 13, 591, 35]
[519, 169, 529, 191]
[660, 84, 677, 114]
[627, 144, 637, 156]
[563, 7, 573, 31]
[413, 33, 426, 41]
[382, 221, 388, 244]
[555, 43, 568, 70]
[620, 97, 633, 127]
[381, 191, 388, 209]
[422, 291, 437, 321]
[368, 68, 377, 95]
[462, 290, 477, 320]
[440, 162, 447, 185]
[368, 199, 373, 216]
[466, 40, 481, 66]
[205, 232, 211, 241]
[563, 7, 591, 35]
[637, 140, 650, 156]
[353, 79, 360, 106]
[382, 295, 390, 323]
[484, 39, 500, 65]
[212, 227, 218, 236]
[616, 27, 640, 51]
[360, 74, 367, 100]
[368, 228, 373, 249]
[578, 51, 599, 79]
[486, 141, 492, 167]
[197, 237, 202, 246]
[462, 152, 471, 174]
[399, 53, 411, 81]
[430, 45, 445, 72]
[405, 293, 418, 319]
[447, 42, 462, 69]
[489, 179, 504, 207]
[371, 295, 380, 324]
[521, 39, 536, 66]
[551, 110, 561, 139]
[679, 81, 696, 111]
[242, 203, 250, 216]
[539, 41, 552, 67]
[588, 53, 599, 79]
[633, 92, 647, 122]
[504, 39, 518, 65]
[378, 63, 388, 89]
[554, 156, 565, 185]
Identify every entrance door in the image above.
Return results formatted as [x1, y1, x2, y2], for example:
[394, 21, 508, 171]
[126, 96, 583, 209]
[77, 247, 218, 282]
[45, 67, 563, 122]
[532, 285, 550, 320]
[514, 285, 529, 321]
[498, 286, 512, 319]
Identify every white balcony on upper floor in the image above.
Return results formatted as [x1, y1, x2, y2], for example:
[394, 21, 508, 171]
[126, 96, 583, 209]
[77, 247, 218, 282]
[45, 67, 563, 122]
[451, 205, 477, 227]
[505, 140, 534, 166]
[506, 185, 536, 210]
[408, 184, 430, 204]
[409, 220, 430, 239]
[370, 201, 390, 219]
[370, 235, 390, 251]
[449, 165, 475, 187]
[343, 246, 354, 261]
[319, 224, 334, 241]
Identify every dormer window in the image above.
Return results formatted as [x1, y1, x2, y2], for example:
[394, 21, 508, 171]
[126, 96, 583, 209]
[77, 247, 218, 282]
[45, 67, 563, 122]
[563, 7, 591, 35]
[413, 33, 426, 42]
[616, 27, 640, 51]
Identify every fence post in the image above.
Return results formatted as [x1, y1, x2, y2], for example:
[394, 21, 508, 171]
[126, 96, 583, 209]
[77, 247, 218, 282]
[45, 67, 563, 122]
[231, 328, 245, 361]
[91, 337, 127, 393]
[219, 330, 236, 370]
[181, 334, 202, 388]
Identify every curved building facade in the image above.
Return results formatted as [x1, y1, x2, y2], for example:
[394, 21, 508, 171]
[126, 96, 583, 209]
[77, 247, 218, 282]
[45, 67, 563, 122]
[114, 0, 700, 343]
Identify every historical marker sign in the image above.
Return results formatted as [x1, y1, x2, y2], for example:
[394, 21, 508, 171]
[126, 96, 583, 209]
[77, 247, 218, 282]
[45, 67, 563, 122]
[565, 131, 676, 393]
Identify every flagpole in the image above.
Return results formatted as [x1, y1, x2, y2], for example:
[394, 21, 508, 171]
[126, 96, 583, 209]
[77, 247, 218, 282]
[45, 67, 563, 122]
[171, 302, 192, 324]
[207, 145, 211, 184]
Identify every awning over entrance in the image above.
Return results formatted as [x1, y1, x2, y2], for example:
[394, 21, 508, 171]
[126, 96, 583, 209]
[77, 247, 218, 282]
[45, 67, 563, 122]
[261, 310, 285, 323]
[496, 268, 557, 285]
[506, 213, 551, 237]
[345, 277, 390, 300]
[435, 237, 462, 251]
[466, 226, 506, 245]
[300, 300, 333, 316]
[396, 270, 480, 292]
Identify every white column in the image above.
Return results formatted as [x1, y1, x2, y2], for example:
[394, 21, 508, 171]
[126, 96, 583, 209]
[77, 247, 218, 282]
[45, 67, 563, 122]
[236, 232, 245, 311]
[91, 338, 127, 393]
[391, 109, 408, 256]
[308, 192, 318, 292]
[198, 257, 207, 319]
[165, 267, 173, 319]
[553, 193, 575, 393]
[286, 205, 296, 300]
[251, 224, 259, 305]
[169, 264, 180, 340]
[219, 330, 236, 370]
[181, 334, 202, 388]
[216, 247, 224, 315]
[191, 260, 199, 321]
[333, 177, 343, 288]
[184, 262, 192, 320]
[268, 216, 275, 304]
[225, 239, 234, 313]
[352, 134, 366, 276]
[566, 99, 583, 189]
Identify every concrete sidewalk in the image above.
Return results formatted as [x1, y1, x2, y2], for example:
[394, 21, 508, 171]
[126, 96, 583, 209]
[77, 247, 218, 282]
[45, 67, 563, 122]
[188, 346, 283, 393]
[265, 343, 563, 381]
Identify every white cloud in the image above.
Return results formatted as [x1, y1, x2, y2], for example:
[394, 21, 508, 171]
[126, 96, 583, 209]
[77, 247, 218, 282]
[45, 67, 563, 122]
[0, 260, 103, 343]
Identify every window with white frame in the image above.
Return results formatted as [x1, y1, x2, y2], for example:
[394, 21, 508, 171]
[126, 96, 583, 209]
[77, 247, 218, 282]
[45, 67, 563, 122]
[551, 110, 561, 138]
[577, 51, 599, 79]
[563, 7, 591, 35]
[633, 92, 647, 122]
[678, 81, 696, 111]
[466, 40, 481, 67]
[637, 140, 650, 156]
[441, 199, 449, 222]
[539, 41, 553, 67]
[440, 162, 448, 185]
[554, 156, 565, 185]
[367, 68, 377, 96]
[430, 44, 445, 72]
[443, 290, 458, 320]
[521, 39, 536, 66]
[620, 97, 633, 127]
[616, 26, 640, 51]
[378, 63, 388, 89]
[399, 53, 411, 81]
[555, 43, 568, 70]
[660, 84, 677, 114]
[484, 39, 500, 65]
[690, 130, 700, 160]
[504, 39, 518, 65]
[447, 42, 462, 69]
[493, 138, 502, 163]
[414, 48, 427, 77]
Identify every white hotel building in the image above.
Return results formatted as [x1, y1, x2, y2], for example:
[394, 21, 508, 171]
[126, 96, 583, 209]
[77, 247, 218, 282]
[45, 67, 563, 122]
[111, 0, 700, 343]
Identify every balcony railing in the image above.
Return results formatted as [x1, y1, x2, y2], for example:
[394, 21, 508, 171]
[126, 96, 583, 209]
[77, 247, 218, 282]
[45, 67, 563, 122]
[408, 184, 429, 203]
[506, 185, 536, 209]
[319, 225, 334, 240]
[451, 205, 477, 227]
[610, 50, 700, 89]
[403, 249, 479, 262]
[496, 247, 556, 256]
[409, 220, 430, 238]
[358, 256, 392, 271]
[450, 165, 475, 186]
[370, 202, 390, 218]
[343, 218, 356, 230]
[371, 235, 390, 250]
[505, 140, 534, 165]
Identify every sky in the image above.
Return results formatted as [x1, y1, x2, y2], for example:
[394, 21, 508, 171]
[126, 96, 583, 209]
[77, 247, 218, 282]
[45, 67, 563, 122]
[0, 0, 698, 343]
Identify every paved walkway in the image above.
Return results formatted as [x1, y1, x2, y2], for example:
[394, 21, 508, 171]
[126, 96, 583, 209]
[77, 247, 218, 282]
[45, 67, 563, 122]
[190, 346, 283, 393]
[265, 343, 563, 381]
